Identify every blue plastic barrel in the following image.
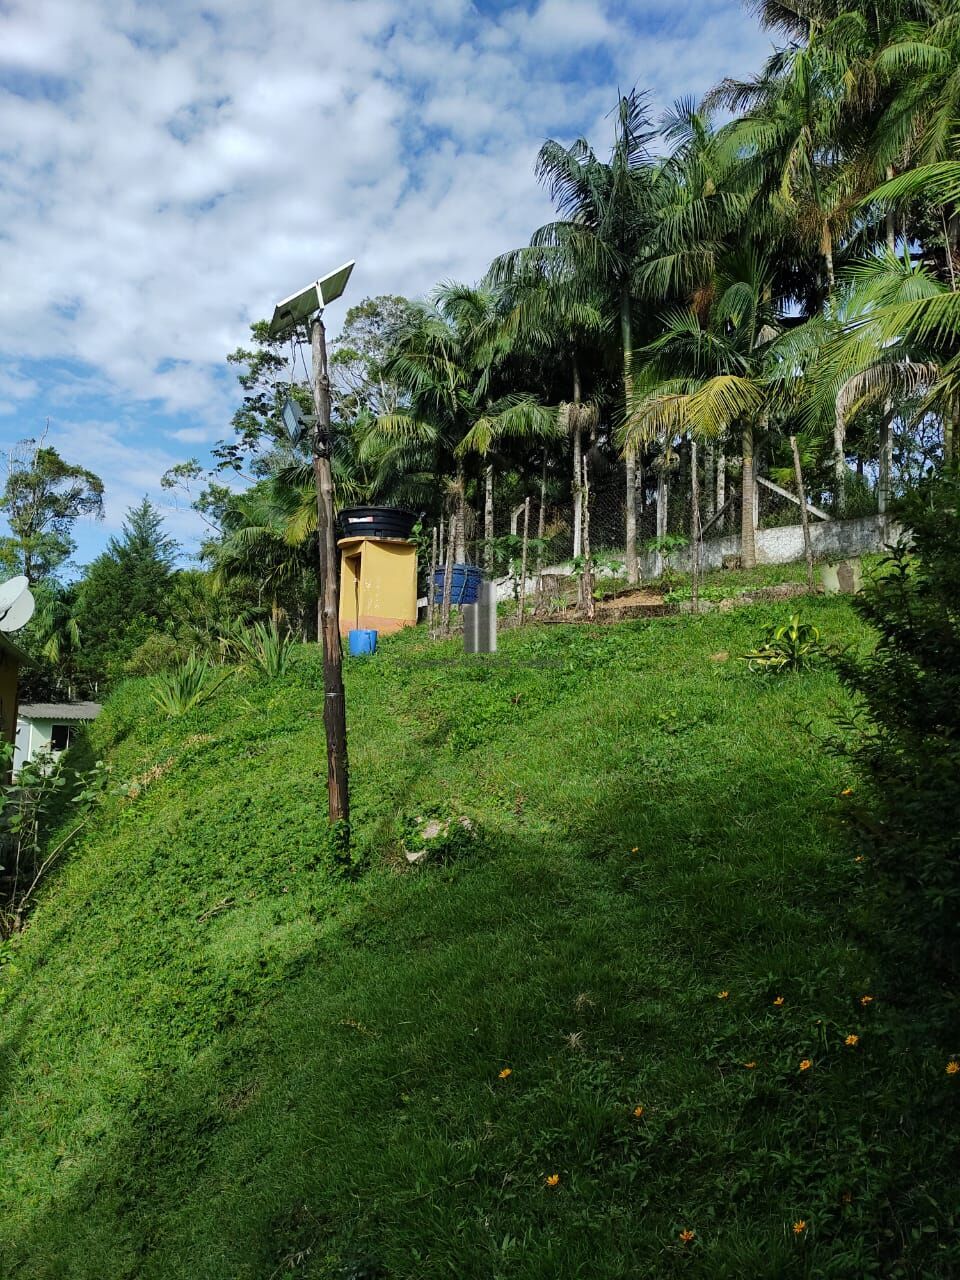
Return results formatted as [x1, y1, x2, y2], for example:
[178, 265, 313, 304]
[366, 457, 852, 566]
[433, 563, 482, 605]
[348, 628, 378, 656]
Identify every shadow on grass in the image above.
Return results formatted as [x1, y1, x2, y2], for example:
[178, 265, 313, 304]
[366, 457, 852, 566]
[6, 748, 941, 1280]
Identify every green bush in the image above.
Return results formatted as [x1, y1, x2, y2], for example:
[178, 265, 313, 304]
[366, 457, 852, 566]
[833, 474, 960, 994]
[151, 653, 233, 717]
[743, 614, 826, 673]
[222, 618, 296, 678]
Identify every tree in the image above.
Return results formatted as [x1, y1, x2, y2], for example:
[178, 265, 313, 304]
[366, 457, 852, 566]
[377, 284, 556, 583]
[510, 90, 663, 582]
[0, 438, 104, 581]
[74, 499, 179, 686]
[330, 294, 417, 421]
[624, 251, 781, 569]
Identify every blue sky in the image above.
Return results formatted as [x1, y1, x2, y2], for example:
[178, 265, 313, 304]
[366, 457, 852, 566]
[0, 0, 771, 570]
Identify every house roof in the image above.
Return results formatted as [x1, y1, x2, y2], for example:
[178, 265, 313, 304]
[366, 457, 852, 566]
[0, 633, 29, 665]
[18, 702, 102, 722]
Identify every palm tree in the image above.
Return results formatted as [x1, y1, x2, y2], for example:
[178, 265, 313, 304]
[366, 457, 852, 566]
[376, 284, 557, 578]
[487, 250, 607, 558]
[623, 251, 782, 569]
[493, 90, 663, 582]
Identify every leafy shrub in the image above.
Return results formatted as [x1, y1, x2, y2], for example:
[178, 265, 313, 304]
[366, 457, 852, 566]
[0, 742, 108, 935]
[151, 653, 233, 717]
[832, 475, 960, 992]
[743, 614, 825, 673]
[124, 632, 190, 676]
[225, 619, 297, 678]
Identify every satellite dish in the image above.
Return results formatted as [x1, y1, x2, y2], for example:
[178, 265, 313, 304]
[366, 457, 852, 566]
[0, 576, 35, 632]
[268, 261, 355, 338]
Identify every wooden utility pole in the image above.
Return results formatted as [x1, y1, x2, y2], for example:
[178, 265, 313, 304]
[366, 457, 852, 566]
[790, 434, 815, 592]
[310, 316, 349, 827]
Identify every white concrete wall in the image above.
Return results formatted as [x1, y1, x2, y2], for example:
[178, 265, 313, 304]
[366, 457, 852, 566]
[492, 515, 900, 600]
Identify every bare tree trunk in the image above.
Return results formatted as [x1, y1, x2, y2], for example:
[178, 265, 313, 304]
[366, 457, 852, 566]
[823, 219, 836, 293]
[440, 517, 454, 636]
[572, 426, 583, 558]
[439, 515, 445, 565]
[581, 454, 595, 620]
[655, 447, 669, 576]
[484, 463, 494, 576]
[428, 526, 438, 633]
[878, 401, 894, 539]
[690, 438, 701, 613]
[886, 166, 896, 255]
[454, 464, 466, 563]
[310, 316, 349, 828]
[833, 399, 847, 516]
[621, 287, 638, 583]
[535, 456, 547, 614]
[518, 496, 531, 626]
[716, 447, 726, 532]
[741, 423, 758, 569]
[945, 396, 956, 468]
[571, 354, 583, 559]
[703, 441, 715, 526]
[790, 434, 815, 591]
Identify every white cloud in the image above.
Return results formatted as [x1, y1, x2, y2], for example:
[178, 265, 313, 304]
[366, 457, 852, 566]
[0, 0, 772, 541]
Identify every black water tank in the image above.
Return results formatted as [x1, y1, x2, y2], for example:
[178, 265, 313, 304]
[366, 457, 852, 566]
[337, 506, 419, 540]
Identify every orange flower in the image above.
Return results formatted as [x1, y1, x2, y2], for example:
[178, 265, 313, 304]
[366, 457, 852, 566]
[845, 1034, 859, 1047]
[947, 1060, 960, 1076]
[545, 1172, 560, 1187]
[793, 1219, 807, 1235]
[498, 1068, 512, 1079]
[799, 1058, 813, 1072]
[743, 1061, 757, 1069]
[773, 996, 785, 1007]
[860, 995, 874, 1005]
[633, 1105, 645, 1118]
[717, 990, 729, 1000]
[679, 1229, 695, 1243]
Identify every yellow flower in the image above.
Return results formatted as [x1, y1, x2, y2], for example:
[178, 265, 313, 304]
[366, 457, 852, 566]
[633, 1105, 645, 1118]
[860, 995, 874, 1005]
[743, 1061, 757, 1069]
[845, 1034, 859, 1047]
[947, 1060, 960, 1076]
[498, 1067, 512, 1079]
[841, 787, 854, 797]
[545, 1173, 560, 1187]
[773, 996, 785, 1007]
[631, 846, 639, 853]
[799, 1058, 813, 1072]
[679, 1229, 695, 1244]
[793, 1219, 807, 1235]
[717, 990, 729, 1000]
[854, 855, 864, 863]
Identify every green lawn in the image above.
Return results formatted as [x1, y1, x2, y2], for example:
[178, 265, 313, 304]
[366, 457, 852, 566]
[1, 596, 957, 1278]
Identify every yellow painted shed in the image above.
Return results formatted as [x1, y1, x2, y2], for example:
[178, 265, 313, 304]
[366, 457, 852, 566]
[338, 536, 418, 636]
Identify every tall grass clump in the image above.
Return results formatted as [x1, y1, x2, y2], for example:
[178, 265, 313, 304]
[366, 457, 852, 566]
[151, 652, 233, 717]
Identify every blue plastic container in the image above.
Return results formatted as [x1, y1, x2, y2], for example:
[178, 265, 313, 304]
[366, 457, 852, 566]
[433, 563, 482, 605]
[348, 628, 378, 657]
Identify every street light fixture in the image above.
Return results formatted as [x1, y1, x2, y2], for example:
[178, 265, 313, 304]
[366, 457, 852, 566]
[270, 261, 355, 831]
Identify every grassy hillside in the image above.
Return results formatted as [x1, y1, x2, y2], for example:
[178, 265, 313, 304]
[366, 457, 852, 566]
[1, 600, 957, 1279]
